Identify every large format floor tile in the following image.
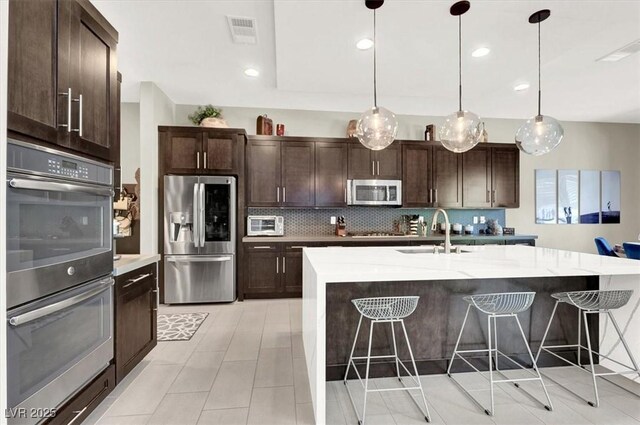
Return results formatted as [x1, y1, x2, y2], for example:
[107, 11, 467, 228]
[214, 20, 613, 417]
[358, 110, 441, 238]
[204, 360, 257, 410]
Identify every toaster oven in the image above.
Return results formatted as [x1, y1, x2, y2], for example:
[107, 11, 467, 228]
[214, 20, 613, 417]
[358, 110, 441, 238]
[247, 216, 284, 236]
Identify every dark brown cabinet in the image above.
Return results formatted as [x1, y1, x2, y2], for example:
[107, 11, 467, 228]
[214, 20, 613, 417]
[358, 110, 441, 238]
[315, 142, 349, 207]
[247, 139, 315, 207]
[244, 244, 307, 297]
[163, 129, 243, 175]
[348, 142, 401, 179]
[115, 263, 157, 383]
[8, 0, 119, 163]
[462, 145, 519, 208]
[402, 144, 461, 208]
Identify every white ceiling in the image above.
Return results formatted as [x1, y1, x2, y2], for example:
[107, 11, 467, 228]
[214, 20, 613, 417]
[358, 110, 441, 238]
[93, 0, 640, 123]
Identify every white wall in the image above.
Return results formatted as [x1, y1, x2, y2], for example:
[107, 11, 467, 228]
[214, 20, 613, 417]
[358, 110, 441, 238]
[138, 82, 175, 254]
[0, 0, 8, 421]
[120, 102, 140, 184]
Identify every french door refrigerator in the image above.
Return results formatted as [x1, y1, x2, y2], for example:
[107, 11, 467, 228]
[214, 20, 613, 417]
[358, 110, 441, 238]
[164, 175, 236, 303]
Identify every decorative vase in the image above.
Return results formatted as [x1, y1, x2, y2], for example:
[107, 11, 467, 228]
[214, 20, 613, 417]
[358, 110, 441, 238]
[347, 120, 358, 138]
[200, 117, 228, 128]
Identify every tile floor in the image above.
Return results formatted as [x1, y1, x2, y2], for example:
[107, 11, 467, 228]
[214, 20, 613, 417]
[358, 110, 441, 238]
[83, 299, 640, 425]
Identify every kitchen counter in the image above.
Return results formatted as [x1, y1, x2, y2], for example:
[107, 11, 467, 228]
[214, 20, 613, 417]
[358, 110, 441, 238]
[113, 254, 161, 276]
[242, 234, 537, 243]
[302, 245, 640, 424]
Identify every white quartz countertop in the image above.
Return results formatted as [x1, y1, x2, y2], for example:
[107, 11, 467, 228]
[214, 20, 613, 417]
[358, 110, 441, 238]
[113, 254, 161, 276]
[303, 245, 640, 282]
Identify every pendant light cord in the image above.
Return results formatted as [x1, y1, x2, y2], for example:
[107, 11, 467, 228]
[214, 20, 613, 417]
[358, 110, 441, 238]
[373, 9, 378, 108]
[458, 15, 462, 112]
[538, 20, 541, 117]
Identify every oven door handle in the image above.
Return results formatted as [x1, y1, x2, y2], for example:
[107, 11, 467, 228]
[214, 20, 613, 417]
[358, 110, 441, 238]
[8, 178, 114, 197]
[8, 278, 114, 327]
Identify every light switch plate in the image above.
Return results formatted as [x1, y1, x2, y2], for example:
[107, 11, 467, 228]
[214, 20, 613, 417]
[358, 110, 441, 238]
[330, 216, 337, 225]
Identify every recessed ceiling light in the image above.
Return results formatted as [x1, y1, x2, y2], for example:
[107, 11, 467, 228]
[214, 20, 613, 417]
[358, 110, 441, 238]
[471, 47, 490, 57]
[244, 68, 259, 77]
[514, 82, 530, 92]
[356, 38, 374, 50]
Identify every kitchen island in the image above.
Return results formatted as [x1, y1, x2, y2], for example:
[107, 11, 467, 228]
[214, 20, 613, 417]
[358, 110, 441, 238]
[302, 245, 640, 424]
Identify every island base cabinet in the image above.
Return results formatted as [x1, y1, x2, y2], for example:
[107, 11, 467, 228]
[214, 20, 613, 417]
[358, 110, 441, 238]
[115, 263, 157, 383]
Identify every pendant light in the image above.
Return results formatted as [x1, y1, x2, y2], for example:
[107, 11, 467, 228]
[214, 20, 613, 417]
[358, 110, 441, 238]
[356, 0, 398, 151]
[515, 9, 564, 156]
[439, 1, 482, 153]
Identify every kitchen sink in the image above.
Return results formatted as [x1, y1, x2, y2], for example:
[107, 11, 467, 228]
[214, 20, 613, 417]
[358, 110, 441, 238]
[395, 248, 470, 254]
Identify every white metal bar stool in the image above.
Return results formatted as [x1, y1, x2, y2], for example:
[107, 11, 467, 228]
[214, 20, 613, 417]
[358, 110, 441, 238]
[447, 292, 553, 416]
[344, 296, 431, 425]
[535, 289, 640, 407]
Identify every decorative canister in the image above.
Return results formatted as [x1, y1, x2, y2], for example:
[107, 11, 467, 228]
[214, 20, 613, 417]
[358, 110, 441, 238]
[276, 124, 285, 136]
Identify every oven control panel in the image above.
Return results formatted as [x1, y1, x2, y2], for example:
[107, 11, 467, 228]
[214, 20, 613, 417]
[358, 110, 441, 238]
[47, 159, 90, 179]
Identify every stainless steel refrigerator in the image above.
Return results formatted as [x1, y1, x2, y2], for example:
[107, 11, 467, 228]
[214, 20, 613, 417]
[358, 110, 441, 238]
[164, 175, 236, 303]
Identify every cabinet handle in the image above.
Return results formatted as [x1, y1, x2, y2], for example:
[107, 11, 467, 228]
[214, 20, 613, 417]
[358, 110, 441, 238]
[277, 187, 280, 202]
[276, 257, 279, 274]
[372, 161, 375, 176]
[290, 245, 307, 249]
[252, 246, 273, 249]
[492, 190, 496, 203]
[123, 273, 152, 288]
[377, 160, 380, 176]
[344, 187, 347, 203]
[283, 187, 286, 202]
[58, 88, 72, 132]
[204, 152, 207, 169]
[486, 190, 490, 203]
[282, 257, 286, 274]
[197, 152, 200, 169]
[67, 406, 89, 425]
[73, 94, 83, 137]
[429, 189, 433, 204]
[434, 188, 438, 204]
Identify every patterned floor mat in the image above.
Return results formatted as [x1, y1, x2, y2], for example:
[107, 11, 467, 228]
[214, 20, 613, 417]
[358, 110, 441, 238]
[157, 312, 209, 341]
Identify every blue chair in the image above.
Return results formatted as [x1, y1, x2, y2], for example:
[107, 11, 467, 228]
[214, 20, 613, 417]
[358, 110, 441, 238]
[594, 237, 618, 257]
[622, 243, 640, 260]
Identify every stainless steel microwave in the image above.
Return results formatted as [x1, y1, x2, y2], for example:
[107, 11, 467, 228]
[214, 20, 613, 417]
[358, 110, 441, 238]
[247, 215, 284, 236]
[347, 179, 402, 206]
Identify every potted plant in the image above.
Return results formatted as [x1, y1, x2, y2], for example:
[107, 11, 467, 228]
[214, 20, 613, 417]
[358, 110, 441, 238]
[188, 105, 228, 128]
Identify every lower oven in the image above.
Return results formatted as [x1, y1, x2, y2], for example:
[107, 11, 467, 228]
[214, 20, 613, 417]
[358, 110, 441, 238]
[7, 276, 114, 424]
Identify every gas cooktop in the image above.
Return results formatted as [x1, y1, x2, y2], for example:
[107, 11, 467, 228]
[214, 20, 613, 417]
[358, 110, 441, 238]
[347, 232, 418, 238]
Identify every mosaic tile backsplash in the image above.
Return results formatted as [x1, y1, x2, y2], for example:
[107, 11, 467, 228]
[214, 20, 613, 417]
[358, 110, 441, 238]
[248, 207, 506, 236]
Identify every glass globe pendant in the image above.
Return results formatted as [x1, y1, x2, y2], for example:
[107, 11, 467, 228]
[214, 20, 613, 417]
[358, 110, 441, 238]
[439, 1, 482, 154]
[515, 10, 564, 156]
[356, 0, 398, 151]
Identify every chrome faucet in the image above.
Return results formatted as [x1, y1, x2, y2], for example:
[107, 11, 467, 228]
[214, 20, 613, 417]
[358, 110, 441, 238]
[431, 208, 452, 254]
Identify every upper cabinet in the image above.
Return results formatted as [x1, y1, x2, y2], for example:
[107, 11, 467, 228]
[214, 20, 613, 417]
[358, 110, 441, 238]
[162, 128, 245, 175]
[246, 139, 315, 207]
[8, 0, 119, 163]
[462, 144, 519, 208]
[315, 142, 348, 207]
[348, 141, 401, 180]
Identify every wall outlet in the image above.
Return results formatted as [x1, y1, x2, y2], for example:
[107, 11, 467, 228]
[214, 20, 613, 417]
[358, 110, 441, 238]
[473, 216, 479, 224]
[480, 216, 486, 224]
[418, 216, 424, 223]
[330, 216, 337, 225]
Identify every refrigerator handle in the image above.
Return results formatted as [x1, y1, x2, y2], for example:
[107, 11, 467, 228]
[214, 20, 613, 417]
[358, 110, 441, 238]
[193, 183, 200, 248]
[199, 183, 205, 247]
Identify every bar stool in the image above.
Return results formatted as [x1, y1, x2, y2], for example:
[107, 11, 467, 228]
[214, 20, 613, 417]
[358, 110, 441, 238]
[536, 290, 640, 407]
[344, 296, 431, 425]
[447, 292, 553, 416]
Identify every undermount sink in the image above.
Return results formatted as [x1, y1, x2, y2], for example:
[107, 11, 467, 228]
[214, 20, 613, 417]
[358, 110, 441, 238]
[395, 247, 470, 254]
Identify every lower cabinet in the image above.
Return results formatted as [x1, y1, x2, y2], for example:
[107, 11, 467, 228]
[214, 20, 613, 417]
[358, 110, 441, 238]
[244, 244, 309, 297]
[45, 365, 115, 425]
[115, 263, 158, 383]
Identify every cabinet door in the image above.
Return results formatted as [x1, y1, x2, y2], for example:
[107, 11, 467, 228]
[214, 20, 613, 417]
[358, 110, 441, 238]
[433, 147, 462, 208]
[204, 133, 236, 173]
[245, 247, 281, 294]
[283, 249, 303, 295]
[315, 142, 348, 207]
[67, 1, 119, 162]
[7, 0, 61, 145]
[165, 131, 203, 174]
[375, 142, 402, 179]
[402, 144, 432, 208]
[281, 141, 315, 207]
[491, 146, 520, 208]
[247, 140, 281, 206]
[348, 142, 374, 179]
[462, 146, 492, 208]
[116, 267, 156, 383]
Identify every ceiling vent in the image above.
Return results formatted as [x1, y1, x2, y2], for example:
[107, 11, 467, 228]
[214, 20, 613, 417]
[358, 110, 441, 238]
[227, 16, 258, 44]
[597, 39, 640, 62]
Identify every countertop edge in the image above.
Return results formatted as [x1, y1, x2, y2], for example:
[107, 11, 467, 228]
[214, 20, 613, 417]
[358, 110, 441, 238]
[113, 254, 161, 276]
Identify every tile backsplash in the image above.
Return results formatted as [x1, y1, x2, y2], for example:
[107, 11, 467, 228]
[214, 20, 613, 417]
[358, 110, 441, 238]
[248, 207, 506, 236]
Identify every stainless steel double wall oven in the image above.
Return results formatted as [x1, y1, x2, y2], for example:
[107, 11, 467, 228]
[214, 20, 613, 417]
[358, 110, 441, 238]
[6, 140, 115, 422]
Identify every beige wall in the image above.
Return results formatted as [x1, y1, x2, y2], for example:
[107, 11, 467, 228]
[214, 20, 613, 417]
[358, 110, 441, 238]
[120, 102, 140, 184]
[171, 105, 640, 253]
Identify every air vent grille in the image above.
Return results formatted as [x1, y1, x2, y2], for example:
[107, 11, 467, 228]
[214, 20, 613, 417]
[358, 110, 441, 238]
[597, 39, 640, 62]
[227, 16, 257, 44]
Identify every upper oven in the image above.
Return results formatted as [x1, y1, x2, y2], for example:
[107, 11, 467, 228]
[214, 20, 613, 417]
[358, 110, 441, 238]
[6, 140, 114, 309]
